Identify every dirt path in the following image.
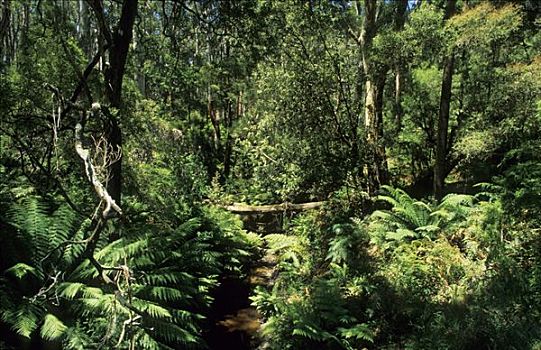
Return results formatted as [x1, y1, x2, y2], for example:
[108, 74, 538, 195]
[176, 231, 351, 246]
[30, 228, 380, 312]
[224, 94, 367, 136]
[206, 246, 278, 349]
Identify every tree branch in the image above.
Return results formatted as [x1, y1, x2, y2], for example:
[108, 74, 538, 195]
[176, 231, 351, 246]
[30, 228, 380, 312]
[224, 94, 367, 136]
[75, 106, 123, 219]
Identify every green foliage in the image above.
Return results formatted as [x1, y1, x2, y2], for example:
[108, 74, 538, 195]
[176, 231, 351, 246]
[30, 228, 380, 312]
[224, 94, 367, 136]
[254, 186, 541, 349]
[253, 261, 376, 350]
[449, 3, 522, 49]
[368, 186, 474, 249]
[40, 314, 68, 341]
[264, 233, 305, 267]
[0, 194, 259, 349]
[1, 0, 541, 349]
[252, 209, 376, 350]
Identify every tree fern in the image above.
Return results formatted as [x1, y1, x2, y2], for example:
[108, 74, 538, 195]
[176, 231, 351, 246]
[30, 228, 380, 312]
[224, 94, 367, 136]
[5, 263, 37, 279]
[7, 197, 50, 262]
[432, 193, 475, 226]
[369, 186, 476, 245]
[62, 324, 91, 350]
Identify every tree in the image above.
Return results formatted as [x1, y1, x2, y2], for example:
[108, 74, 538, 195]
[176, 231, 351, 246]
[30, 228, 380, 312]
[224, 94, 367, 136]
[347, 0, 410, 193]
[87, 0, 138, 206]
[433, 0, 456, 200]
[349, 0, 389, 193]
[393, 0, 409, 131]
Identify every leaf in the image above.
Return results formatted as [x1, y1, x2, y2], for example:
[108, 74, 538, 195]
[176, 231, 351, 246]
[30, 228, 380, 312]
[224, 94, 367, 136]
[136, 286, 183, 302]
[9, 303, 43, 338]
[6, 263, 37, 279]
[134, 299, 172, 319]
[63, 326, 90, 350]
[58, 282, 86, 300]
[338, 323, 374, 342]
[416, 225, 440, 233]
[386, 229, 416, 241]
[40, 314, 67, 341]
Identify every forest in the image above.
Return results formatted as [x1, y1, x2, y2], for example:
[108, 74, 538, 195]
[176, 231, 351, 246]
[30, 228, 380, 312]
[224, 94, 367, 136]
[0, 0, 540, 349]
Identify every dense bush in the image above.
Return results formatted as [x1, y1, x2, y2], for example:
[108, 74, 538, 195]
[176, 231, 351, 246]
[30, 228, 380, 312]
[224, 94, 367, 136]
[252, 186, 541, 349]
[0, 191, 259, 349]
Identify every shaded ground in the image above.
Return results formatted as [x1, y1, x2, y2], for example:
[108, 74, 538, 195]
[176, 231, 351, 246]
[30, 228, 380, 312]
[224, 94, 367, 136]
[205, 247, 278, 350]
[205, 277, 254, 350]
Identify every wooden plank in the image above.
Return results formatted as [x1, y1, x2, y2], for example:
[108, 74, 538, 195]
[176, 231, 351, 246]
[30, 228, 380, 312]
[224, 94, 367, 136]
[222, 201, 325, 214]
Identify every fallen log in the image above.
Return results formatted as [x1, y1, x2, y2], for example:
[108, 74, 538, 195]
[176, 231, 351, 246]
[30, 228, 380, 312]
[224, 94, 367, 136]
[222, 201, 325, 214]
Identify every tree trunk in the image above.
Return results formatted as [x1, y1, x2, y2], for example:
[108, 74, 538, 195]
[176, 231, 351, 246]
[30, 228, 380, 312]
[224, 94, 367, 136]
[433, 0, 456, 200]
[0, 0, 10, 64]
[394, 0, 408, 131]
[88, 0, 138, 207]
[78, 0, 91, 58]
[361, 0, 388, 194]
[208, 90, 221, 151]
[222, 99, 233, 181]
[133, 26, 145, 96]
[375, 75, 388, 184]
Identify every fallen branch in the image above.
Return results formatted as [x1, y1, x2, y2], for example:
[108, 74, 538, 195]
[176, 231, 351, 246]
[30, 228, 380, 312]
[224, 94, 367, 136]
[222, 201, 325, 214]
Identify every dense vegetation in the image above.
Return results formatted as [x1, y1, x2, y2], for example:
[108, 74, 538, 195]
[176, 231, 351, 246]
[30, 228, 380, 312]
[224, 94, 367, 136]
[0, 0, 540, 349]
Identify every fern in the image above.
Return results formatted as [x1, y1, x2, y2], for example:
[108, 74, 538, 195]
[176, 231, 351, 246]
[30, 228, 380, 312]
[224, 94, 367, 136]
[370, 186, 476, 245]
[2, 301, 45, 338]
[40, 314, 67, 341]
[132, 298, 173, 319]
[338, 323, 375, 342]
[326, 235, 352, 264]
[5, 262, 37, 279]
[7, 197, 49, 262]
[1, 195, 258, 349]
[62, 325, 91, 350]
[135, 286, 184, 302]
[57, 282, 84, 299]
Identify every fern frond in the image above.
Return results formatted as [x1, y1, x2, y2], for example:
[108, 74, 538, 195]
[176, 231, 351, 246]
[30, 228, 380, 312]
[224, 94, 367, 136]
[175, 218, 202, 236]
[372, 210, 413, 231]
[386, 229, 416, 241]
[338, 323, 375, 342]
[292, 322, 333, 341]
[81, 293, 118, 316]
[136, 332, 163, 350]
[439, 193, 475, 208]
[144, 318, 200, 345]
[135, 286, 184, 303]
[40, 313, 67, 341]
[142, 271, 196, 286]
[132, 298, 172, 319]
[63, 325, 91, 350]
[64, 219, 90, 265]
[5, 263, 37, 279]
[376, 194, 399, 208]
[58, 282, 86, 300]
[326, 236, 352, 264]
[265, 233, 299, 251]
[171, 309, 204, 327]
[8, 197, 49, 262]
[6, 301, 44, 338]
[69, 259, 99, 280]
[7, 197, 47, 233]
[50, 204, 78, 246]
[93, 239, 125, 261]
[416, 224, 440, 232]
